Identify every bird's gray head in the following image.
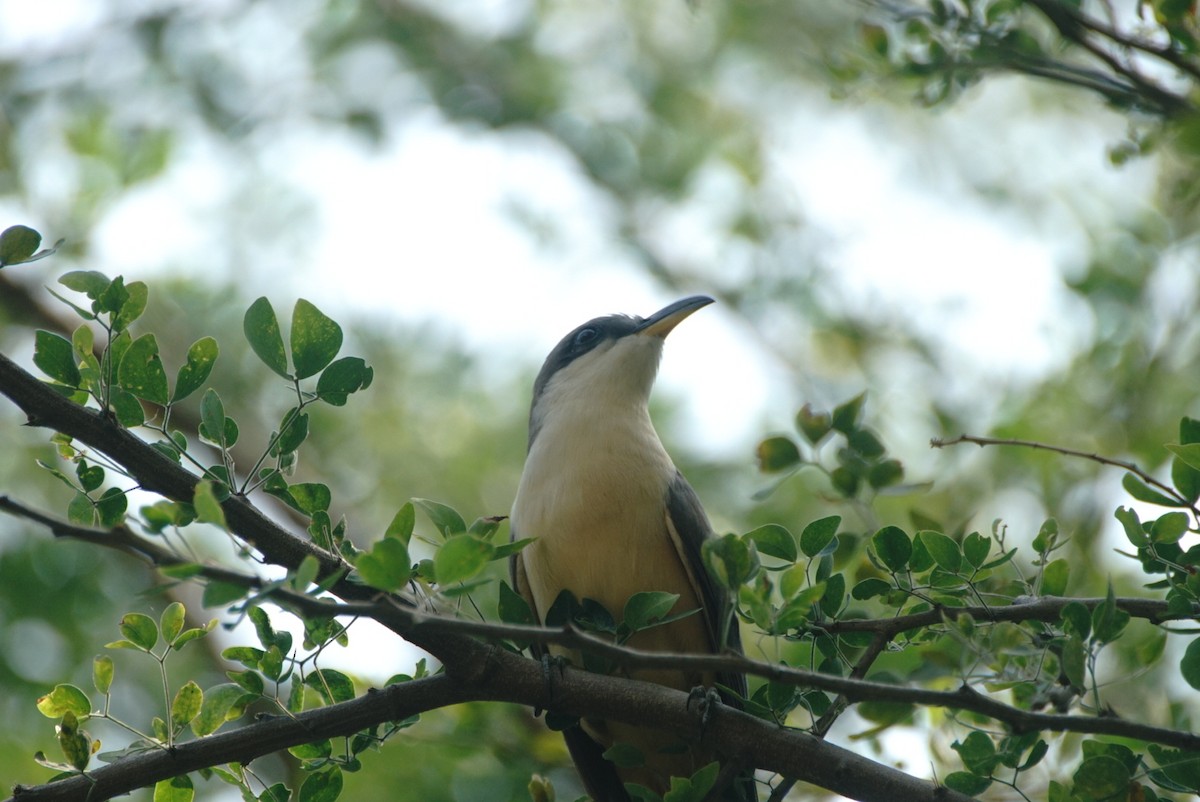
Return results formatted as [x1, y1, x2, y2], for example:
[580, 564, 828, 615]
[526, 295, 714, 449]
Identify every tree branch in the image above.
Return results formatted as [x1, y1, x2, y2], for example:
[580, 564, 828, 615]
[6, 645, 979, 802]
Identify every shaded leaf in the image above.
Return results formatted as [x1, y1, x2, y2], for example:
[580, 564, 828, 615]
[0, 224, 41, 266]
[172, 337, 218, 403]
[244, 297, 289, 378]
[756, 436, 800, 472]
[34, 330, 81, 387]
[800, 516, 840, 559]
[872, 526, 912, 573]
[118, 333, 169, 405]
[623, 591, 680, 631]
[316, 357, 373, 406]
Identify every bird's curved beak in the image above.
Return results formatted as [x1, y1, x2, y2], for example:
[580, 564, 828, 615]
[635, 295, 714, 339]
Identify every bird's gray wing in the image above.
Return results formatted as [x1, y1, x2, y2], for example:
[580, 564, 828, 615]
[663, 471, 747, 702]
[508, 536, 546, 660]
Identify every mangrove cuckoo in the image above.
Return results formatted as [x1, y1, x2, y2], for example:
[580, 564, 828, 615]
[510, 296, 755, 802]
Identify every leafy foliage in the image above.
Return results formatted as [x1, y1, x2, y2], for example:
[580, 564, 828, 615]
[3, 234, 1200, 801]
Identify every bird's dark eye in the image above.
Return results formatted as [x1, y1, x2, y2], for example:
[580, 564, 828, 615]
[573, 327, 598, 348]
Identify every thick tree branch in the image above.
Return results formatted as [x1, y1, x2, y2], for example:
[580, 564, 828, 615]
[6, 647, 976, 802]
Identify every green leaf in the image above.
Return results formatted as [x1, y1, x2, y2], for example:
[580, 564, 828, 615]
[119, 612, 159, 651]
[56, 710, 92, 772]
[304, 669, 355, 705]
[112, 281, 148, 332]
[291, 299, 343, 380]
[153, 774, 194, 802]
[1148, 744, 1200, 792]
[244, 297, 290, 377]
[96, 275, 129, 316]
[1114, 506, 1145, 547]
[867, 458, 904, 489]
[434, 535, 495, 585]
[59, 270, 111, 300]
[819, 571, 845, 617]
[34, 330, 81, 387]
[298, 766, 343, 802]
[290, 740, 332, 760]
[1180, 637, 1200, 690]
[623, 591, 680, 631]
[1041, 559, 1070, 597]
[172, 337, 218, 403]
[203, 581, 246, 607]
[755, 436, 801, 472]
[171, 681, 203, 729]
[661, 762, 719, 802]
[917, 530, 961, 573]
[744, 523, 797, 562]
[413, 498, 466, 538]
[274, 407, 309, 456]
[76, 460, 104, 492]
[796, 403, 832, 444]
[831, 392, 866, 433]
[316, 356, 373, 406]
[498, 581, 535, 626]
[385, 503, 416, 544]
[193, 480, 227, 530]
[93, 655, 114, 695]
[702, 533, 760, 590]
[198, 388, 228, 447]
[286, 483, 330, 516]
[852, 577, 892, 600]
[1060, 601, 1091, 640]
[1122, 473, 1180, 507]
[66, 491, 93, 525]
[603, 742, 645, 768]
[952, 730, 997, 776]
[1092, 582, 1129, 644]
[962, 532, 990, 569]
[942, 772, 991, 795]
[872, 526, 912, 573]
[1072, 755, 1131, 799]
[0, 224, 41, 266]
[118, 333, 169, 405]
[355, 538, 412, 592]
[36, 684, 92, 718]
[1168, 442, 1200, 472]
[96, 487, 127, 527]
[1151, 511, 1190, 544]
[160, 602, 186, 643]
[108, 386, 145, 427]
[799, 516, 840, 559]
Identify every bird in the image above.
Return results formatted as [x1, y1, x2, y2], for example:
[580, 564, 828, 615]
[510, 295, 755, 802]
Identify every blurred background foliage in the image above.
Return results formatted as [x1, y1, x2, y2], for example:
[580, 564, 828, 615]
[2, 1, 1200, 800]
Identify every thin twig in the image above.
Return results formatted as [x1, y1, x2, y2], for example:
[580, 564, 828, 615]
[932, 433, 1198, 516]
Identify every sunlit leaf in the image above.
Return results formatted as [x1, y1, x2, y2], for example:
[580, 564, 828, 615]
[153, 774, 194, 802]
[291, 299, 343, 380]
[36, 684, 92, 718]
